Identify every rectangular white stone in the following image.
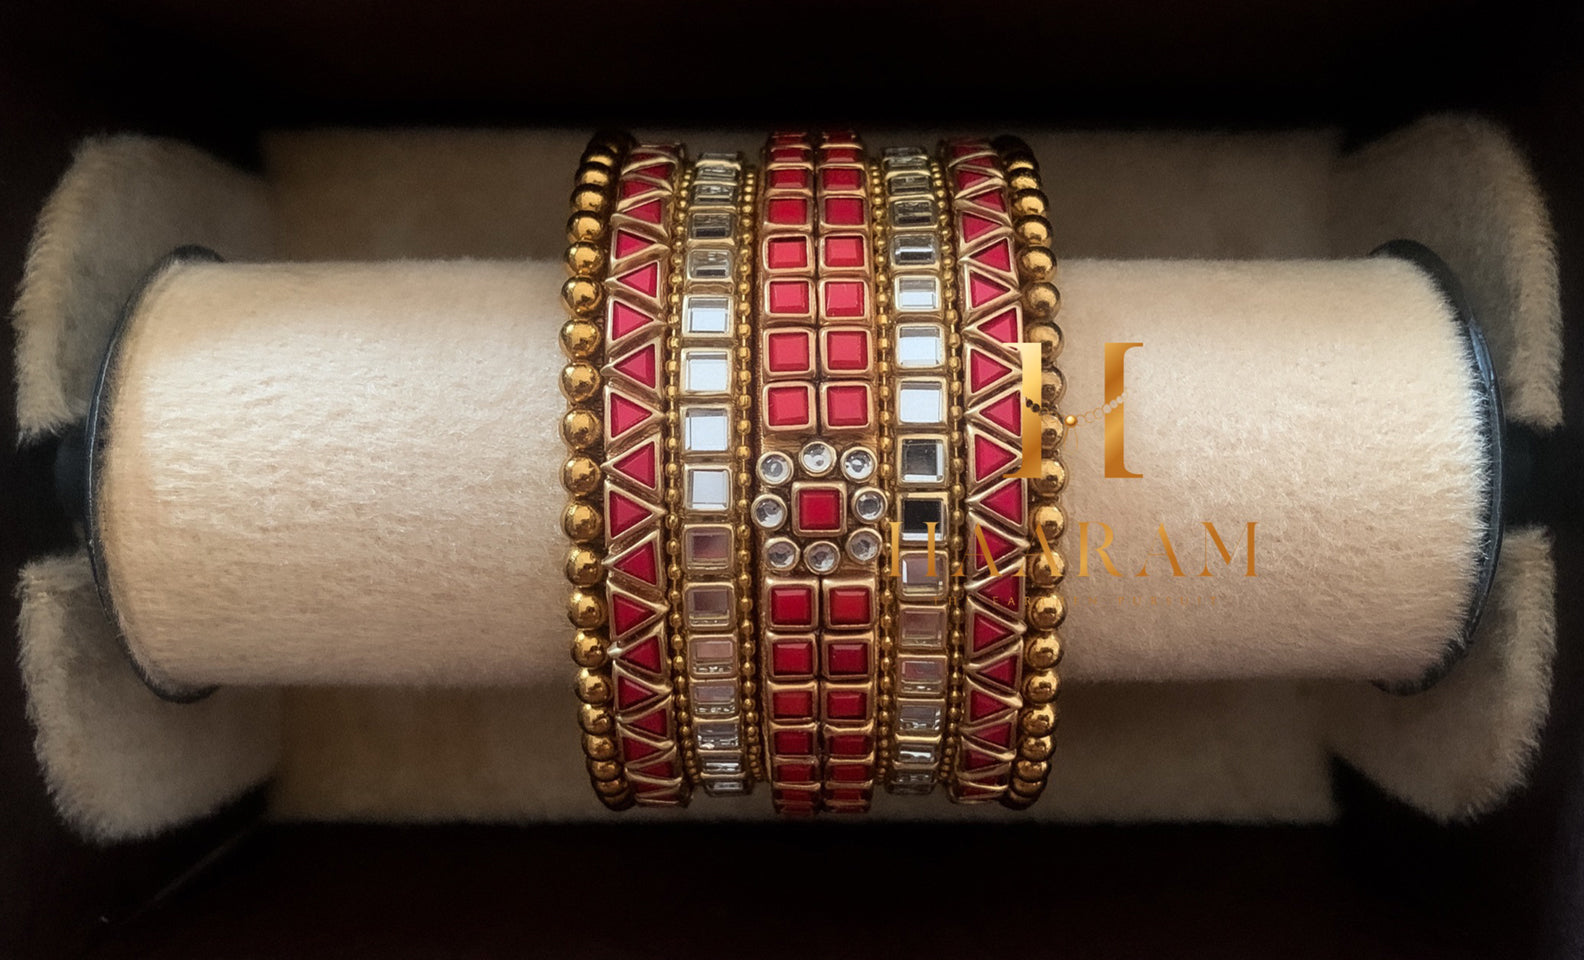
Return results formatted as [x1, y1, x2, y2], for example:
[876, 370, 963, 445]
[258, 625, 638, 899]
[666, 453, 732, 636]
[899, 437, 946, 484]
[681, 348, 731, 395]
[687, 248, 732, 280]
[897, 378, 946, 425]
[897, 655, 947, 696]
[684, 585, 735, 629]
[683, 406, 731, 453]
[895, 323, 945, 369]
[685, 466, 732, 514]
[683, 295, 731, 335]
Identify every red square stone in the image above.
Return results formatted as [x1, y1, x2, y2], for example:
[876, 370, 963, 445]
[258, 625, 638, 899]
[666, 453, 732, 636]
[827, 732, 873, 757]
[822, 235, 866, 268]
[822, 383, 872, 430]
[825, 640, 869, 676]
[826, 787, 867, 803]
[770, 146, 811, 163]
[767, 197, 810, 226]
[822, 328, 870, 373]
[764, 236, 810, 271]
[774, 788, 818, 807]
[829, 763, 870, 783]
[773, 729, 814, 755]
[825, 689, 868, 720]
[766, 279, 812, 317]
[767, 167, 812, 190]
[764, 329, 813, 376]
[771, 688, 815, 720]
[795, 487, 844, 533]
[827, 586, 874, 627]
[822, 146, 861, 163]
[775, 762, 817, 783]
[823, 196, 866, 226]
[820, 166, 863, 191]
[763, 384, 814, 429]
[821, 280, 866, 319]
[767, 583, 816, 628]
[770, 638, 816, 678]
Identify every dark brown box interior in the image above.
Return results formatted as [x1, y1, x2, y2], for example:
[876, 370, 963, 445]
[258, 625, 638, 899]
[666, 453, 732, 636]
[2, 2, 1581, 957]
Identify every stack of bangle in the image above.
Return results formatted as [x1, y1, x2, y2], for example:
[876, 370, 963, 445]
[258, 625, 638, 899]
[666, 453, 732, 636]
[559, 131, 1067, 814]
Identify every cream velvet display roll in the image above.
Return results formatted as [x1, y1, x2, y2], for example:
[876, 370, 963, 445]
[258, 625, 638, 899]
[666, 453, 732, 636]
[92, 254, 1487, 693]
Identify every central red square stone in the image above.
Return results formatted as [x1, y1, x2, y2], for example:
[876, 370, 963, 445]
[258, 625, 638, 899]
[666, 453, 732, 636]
[765, 330, 813, 376]
[795, 487, 843, 533]
[825, 640, 869, 676]
[767, 197, 810, 225]
[822, 383, 871, 429]
[770, 638, 816, 678]
[771, 689, 815, 720]
[826, 586, 873, 627]
[764, 384, 813, 428]
[823, 329, 870, 372]
[766, 279, 812, 317]
[823, 196, 866, 226]
[822, 280, 866, 318]
[767, 584, 816, 628]
[825, 689, 868, 720]
[822, 235, 866, 268]
[765, 236, 810, 271]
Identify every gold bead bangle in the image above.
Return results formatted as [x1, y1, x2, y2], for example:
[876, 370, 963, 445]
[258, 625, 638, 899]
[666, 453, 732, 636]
[993, 135, 1065, 810]
[561, 132, 635, 811]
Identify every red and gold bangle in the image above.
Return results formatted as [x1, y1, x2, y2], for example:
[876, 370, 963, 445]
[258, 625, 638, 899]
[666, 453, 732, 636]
[671, 153, 756, 796]
[994, 136, 1067, 808]
[753, 132, 884, 814]
[942, 139, 1030, 803]
[873, 146, 955, 794]
[598, 143, 690, 807]
[561, 134, 635, 811]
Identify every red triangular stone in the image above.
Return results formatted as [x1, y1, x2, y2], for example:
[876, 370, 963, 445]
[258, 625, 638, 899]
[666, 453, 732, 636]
[967, 270, 1012, 309]
[956, 781, 1001, 798]
[626, 198, 664, 224]
[613, 229, 653, 260]
[630, 161, 673, 181]
[621, 735, 660, 763]
[967, 188, 1008, 213]
[972, 307, 1021, 345]
[960, 212, 998, 242]
[967, 688, 1004, 722]
[608, 301, 655, 342]
[973, 523, 1022, 573]
[969, 605, 1018, 654]
[956, 168, 991, 191]
[963, 747, 1000, 770]
[976, 571, 1024, 614]
[616, 672, 662, 711]
[630, 704, 670, 737]
[973, 719, 1016, 749]
[978, 652, 1020, 691]
[620, 178, 658, 200]
[607, 488, 657, 539]
[971, 432, 1019, 482]
[608, 440, 659, 493]
[950, 141, 984, 158]
[970, 239, 1013, 272]
[615, 631, 664, 674]
[614, 262, 659, 298]
[978, 479, 1026, 528]
[607, 390, 655, 440]
[978, 391, 1023, 435]
[630, 778, 668, 793]
[610, 592, 660, 638]
[633, 759, 678, 780]
[968, 347, 1017, 393]
[609, 539, 661, 589]
[609, 340, 660, 390]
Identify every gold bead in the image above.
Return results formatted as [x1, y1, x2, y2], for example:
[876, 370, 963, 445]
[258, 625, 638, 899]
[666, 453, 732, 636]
[567, 588, 606, 628]
[1019, 734, 1054, 762]
[571, 183, 611, 215]
[1010, 188, 1049, 219]
[560, 362, 601, 403]
[595, 779, 630, 800]
[1018, 246, 1057, 284]
[576, 162, 614, 190]
[1014, 215, 1052, 248]
[566, 545, 604, 586]
[1008, 777, 1045, 800]
[1026, 282, 1061, 320]
[574, 666, 612, 703]
[586, 758, 622, 782]
[1007, 168, 1041, 193]
[567, 241, 605, 276]
[563, 502, 603, 543]
[1027, 548, 1065, 587]
[1028, 592, 1066, 630]
[1021, 703, 1058, 736]
[1025, 322, 1062, 365]
[570, 628, 608, 667]
[560, 320, 601, 359]
[1023, 667, 1060, 703]
[1032, 503, 1066, 542]
[1015, 759, 1049, 782]
[561, 409, 601, 451]
[583, 734, 617, 762]
[562, 276, 604, 318]
[1031, 458, 1068, 497]
[583, 146, 620, 170]
[567, 211, 605, 244]
[1041, 368, 1066, 409]
[561, 456, 601, 496]
[1003, 151, 1038, 174]
[578, 703, 612, 735]
[1025, 631, 1063, 670]
[1041, 415, 1066, 454]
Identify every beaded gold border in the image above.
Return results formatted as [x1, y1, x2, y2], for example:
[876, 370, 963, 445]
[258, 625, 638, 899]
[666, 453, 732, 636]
[561, 132, 636, 811]
[993, 136, 1067, 809]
